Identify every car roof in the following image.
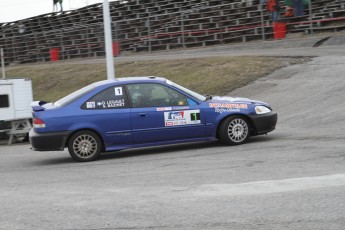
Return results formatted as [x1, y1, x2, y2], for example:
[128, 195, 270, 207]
[92, 76, 166, 87]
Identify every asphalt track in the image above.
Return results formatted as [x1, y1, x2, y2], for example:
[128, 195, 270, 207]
[1, 34, 345, 229]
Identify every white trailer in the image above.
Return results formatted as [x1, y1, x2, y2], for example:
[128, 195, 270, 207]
[0, 78, 33, 144]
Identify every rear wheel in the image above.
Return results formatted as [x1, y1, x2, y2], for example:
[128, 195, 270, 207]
[68, 130, 102, 162]
[219, 116, 250, 145]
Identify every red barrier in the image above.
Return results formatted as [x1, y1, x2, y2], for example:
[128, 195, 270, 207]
[50, 48, 60, 61]
[112, 41, 120, 57]
[273, 22, 287, 39]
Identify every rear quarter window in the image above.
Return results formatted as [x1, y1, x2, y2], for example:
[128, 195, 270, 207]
[81, 85, 129, 110]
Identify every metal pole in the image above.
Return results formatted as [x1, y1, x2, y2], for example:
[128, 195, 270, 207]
[1, 48, 5, 79]
[181, 12, 185, 48]
[260, 2, 266, 41]
[147, 17, 151, 53]
[60, 30, 64, 61]
[114, 22, 118, 42]
[309, 0, 313, 35]
[103, 0, 115, 80]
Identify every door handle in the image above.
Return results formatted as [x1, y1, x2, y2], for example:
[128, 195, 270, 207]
[139, 113, 148, 118]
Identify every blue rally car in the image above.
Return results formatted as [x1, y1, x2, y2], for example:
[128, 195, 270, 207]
[29, 77, 277, 162]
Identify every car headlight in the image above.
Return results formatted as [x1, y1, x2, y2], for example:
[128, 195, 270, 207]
[255, 106, 271, 114]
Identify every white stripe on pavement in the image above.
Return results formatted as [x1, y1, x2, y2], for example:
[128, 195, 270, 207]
[191, 174, 345, 196]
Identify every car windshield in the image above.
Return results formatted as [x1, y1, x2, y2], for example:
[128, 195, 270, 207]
[166, 80, 207, 101]
[54, 84, 95, 107]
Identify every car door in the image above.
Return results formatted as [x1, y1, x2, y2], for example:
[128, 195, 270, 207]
[127, 83, 206, 144]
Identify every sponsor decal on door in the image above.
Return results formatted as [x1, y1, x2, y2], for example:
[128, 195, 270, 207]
[164, 110, 201, 126]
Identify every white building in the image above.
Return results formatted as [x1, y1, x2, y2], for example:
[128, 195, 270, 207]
[0, 78, 33, 121]
[0, 78, 33, 144]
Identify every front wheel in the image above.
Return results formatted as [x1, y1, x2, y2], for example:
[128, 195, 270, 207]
[68, 130, 102, 162]
[218, 116, 251, 145]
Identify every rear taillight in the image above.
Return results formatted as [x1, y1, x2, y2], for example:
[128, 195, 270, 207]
[33, 118, 46, 128]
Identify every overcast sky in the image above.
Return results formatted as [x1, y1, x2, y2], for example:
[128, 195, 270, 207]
[0, 0, 112, 23]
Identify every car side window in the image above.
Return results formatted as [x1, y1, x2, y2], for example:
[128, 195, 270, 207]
[127, 83, 188, 108]
[81, 85, 129, 109]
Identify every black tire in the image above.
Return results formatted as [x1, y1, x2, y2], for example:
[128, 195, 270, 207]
[68, 130, 102, 162]
[218, 115, 251, 145]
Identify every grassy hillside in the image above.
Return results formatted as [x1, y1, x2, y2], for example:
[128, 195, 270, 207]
[6, 56, 306, 102]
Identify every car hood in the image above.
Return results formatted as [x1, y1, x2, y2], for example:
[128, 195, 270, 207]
[209, 96, 269, 106]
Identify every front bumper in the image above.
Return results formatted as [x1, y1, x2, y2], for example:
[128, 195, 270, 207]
[248, 112, 277, 135]
[29, 129, 72, 151]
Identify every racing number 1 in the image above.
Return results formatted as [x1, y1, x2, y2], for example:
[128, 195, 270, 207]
[115, 87, 123, 96]
[191, 112, 200, 121]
